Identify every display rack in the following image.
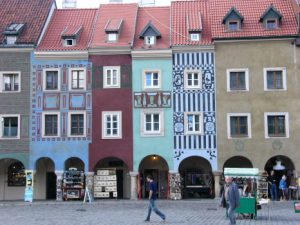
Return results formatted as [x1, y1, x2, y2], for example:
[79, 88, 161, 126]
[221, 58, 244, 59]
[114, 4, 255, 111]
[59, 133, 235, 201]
[63, 168, 85, 200]
[94, 168, 117, 199]
[257, 174, 268, 199]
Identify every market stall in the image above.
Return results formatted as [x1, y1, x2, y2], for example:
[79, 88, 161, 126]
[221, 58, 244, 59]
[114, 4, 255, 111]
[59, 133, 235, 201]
[224, 168, 260, 219]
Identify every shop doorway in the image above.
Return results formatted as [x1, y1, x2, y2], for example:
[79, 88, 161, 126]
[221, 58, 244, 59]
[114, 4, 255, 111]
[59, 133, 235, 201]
[223, 156, 253, 169]
[179, 156, 214, 199]
[94, 157, 130, 199]
[64, 157, 84, 171]
[139, 155, 169, 199]
[46, 172, 56, 199]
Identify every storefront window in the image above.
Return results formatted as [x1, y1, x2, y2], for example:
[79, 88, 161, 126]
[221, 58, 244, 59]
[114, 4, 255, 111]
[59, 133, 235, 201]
[8, 162, 26, 186]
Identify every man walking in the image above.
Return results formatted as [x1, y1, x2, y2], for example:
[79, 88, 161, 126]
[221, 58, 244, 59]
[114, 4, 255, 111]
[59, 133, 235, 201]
[144, 174, 166, 222]
[224, 176, 240, 225]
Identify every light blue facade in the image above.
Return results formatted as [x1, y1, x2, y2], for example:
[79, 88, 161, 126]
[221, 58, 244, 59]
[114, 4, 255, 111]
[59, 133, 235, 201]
[132, 58, 174, 171]
[172, 52, 217, 171]
[30, 57, 92, 172]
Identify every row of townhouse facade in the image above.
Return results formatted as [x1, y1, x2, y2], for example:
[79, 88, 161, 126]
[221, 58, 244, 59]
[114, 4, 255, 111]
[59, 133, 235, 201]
[1, 0, 300, 201]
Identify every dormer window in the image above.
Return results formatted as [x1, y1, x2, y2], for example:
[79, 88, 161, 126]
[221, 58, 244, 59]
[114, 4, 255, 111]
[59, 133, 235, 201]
[3, 23, 25, 45]
[187, 12, 202, 42]
[190, 33, 200, 41]
[61, 25, 83, 47]
[260, 5, 282, 30]
[223, 7, 243, 32]
[105, 19, 123, 43]
[139, 21, 161, 47]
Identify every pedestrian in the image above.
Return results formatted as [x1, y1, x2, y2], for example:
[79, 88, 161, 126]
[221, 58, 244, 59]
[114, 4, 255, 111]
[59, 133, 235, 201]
[279, 175, 288, 201]
[267, 170, 278, 201]
[221, 176, 240, 225]
[144, 174, 166, 222]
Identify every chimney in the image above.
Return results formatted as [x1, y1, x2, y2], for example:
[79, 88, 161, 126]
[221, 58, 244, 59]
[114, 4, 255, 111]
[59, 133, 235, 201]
[62, 0, 77, 8]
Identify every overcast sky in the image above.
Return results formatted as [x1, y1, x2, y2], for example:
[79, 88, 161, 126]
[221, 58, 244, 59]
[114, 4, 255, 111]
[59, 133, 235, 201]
[56, 0, 172, 8]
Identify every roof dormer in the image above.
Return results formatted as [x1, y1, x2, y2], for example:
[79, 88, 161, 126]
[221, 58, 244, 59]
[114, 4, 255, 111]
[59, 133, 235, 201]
[139, 21, 161, 46]
[260, 4, 282, 30]
[222, 7, 244, 31]
[187, 11, 202, 41]
[61, 25, 83, 47]
[3, 23, 25, 45]
[105, 18, 123, 42]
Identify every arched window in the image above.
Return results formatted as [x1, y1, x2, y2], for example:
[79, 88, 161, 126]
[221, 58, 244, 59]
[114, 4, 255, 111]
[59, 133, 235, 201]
[8, 162, 25, 186]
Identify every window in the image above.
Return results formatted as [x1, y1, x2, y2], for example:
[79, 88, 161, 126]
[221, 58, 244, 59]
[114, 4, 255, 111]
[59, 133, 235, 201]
[103, 66, 120, 88]
[228, 20, 239, 31]
[65, 39, 75, 46]
[7, 162, 25, 186]
[141, 109, 164, 136]
[0, 72, 20, 92]
[184, 112, 203, 135]
[227, 113, 251, 138]
[0, 115, 20, 139]
[190, 33, 200, 41]
[108, 33, 118, 42]
[102, 111, 122, 139]
[227, 69, 249, 91]
[70, 68, 86, 90]
[145, 36, 155, 45]
[6, 36, 17, 45]
[264, 68, 286, 91]
[68, 112, 86, 137]
[264, 112, 289, 138]
[266, 19, 277, 29]
[143, 70, 161, 89]
[184, 70, 202, 89]
[42, 112, 60, 137]
[43, 69, 60, 91]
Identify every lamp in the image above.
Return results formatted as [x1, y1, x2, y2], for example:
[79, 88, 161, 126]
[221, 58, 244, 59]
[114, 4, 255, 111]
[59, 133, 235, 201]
[152, 155, 157, 160]
[273, 160, 285, 171]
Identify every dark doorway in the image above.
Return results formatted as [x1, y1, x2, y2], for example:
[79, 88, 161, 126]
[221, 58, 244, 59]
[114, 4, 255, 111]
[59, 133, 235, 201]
[116, 170, 123, 198]
[46, 172, 57, 199]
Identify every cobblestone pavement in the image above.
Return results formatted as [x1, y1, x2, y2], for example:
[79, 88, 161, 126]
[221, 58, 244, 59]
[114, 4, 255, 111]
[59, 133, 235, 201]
[0, 199, 299, 225]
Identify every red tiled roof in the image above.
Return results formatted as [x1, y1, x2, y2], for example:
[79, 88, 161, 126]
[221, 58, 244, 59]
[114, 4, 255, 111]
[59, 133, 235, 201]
[105, 19, 123, 32]
[37, 9, 97, 51]
[187, 11, 202, 32]
[0, 0, 54, 45]
[90, 4, 138, 48]
[209, 0, 298, 40]
[171, 0, 212, 46]
[133, 6, 170, 49]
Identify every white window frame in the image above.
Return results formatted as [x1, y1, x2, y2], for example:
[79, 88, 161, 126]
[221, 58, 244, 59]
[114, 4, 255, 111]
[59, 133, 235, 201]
[190, 33, 200, 41]
[184, 112, 204, 135]
[69, 67, 86, 91]
[108, 33, 118, 42]
[263, 67, 286, 91]
[184, 69, 202, 90]
[227, 68, 249, 92]
[68, 111, 86, 137]
[145, 36, 155, 45]
[103, 66, 121, 88]
[265, 19, 278, 30]
[6, 36, 17, 45]
[143, 70, 161, 90]
[43, 68, 61, 91]
[64, 39, 76, 47]
[0, 114, 20, 139]
[102, 111, 122, 139]
[227, 113, 251, 139]
[0, 71, 21, 93]
[227, 20, 240, 31]
[42, 112, 60, 138]
[140, 109, 164, 136]
[264, 112, 289, 138]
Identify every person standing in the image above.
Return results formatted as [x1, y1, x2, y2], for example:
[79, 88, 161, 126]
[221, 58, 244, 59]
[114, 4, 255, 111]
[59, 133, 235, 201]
[144, 174, 166, 222]
[267, 170, 278, 201]
[279, 175, 288, 201]
[223, 176, 240, 225]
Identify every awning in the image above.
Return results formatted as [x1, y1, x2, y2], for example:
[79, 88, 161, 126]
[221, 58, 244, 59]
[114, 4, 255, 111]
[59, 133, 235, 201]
[224, 168, 259, 178]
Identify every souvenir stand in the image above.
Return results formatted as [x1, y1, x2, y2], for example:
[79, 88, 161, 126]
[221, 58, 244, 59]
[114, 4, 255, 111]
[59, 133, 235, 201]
[224, 168, 260, 219]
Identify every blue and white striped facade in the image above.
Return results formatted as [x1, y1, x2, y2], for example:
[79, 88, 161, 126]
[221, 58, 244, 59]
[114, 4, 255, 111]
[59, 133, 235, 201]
[172, 52, 217, 171]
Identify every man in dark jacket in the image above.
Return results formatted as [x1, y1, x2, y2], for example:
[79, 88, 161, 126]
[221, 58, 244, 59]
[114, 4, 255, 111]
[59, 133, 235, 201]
[224, 176, 240, 225]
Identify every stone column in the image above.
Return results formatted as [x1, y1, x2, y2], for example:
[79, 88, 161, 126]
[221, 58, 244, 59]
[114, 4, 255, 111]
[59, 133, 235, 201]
[169, 170, 182, 200]
[130, 172, 138, 200]
[55, 171, 64, 201]
[213, 171, 223, 198]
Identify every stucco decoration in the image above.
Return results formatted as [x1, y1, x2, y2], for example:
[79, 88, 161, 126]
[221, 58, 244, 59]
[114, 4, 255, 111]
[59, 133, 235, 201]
[234, 140, 245, 152]
[272, 140, 283, 151]
[134, 91, 171, 108]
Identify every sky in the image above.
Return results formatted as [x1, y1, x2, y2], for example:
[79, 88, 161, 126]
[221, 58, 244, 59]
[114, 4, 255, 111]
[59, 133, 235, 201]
[56, 0, 172, 8]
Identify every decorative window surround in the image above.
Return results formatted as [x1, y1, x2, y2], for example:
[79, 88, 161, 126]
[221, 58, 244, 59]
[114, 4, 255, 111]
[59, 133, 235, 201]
[143, 70, 161, 90]
[0, 114, 20, 139]
[0, 71, 21, 93]
[227, 68, 249, 92]
[103, 66, 121, 88]
[68, 111, 86, 137]
[140, 109, 164, 137]
[263, 67, 286, 91]
[264, 112, 289, 138]
[184, 112, 204, 135]
[102, 111, 122, 139]
[69, 67, 86, 91]
[42, 112, 60, 138]
[227, 113, 251, 139]
[184, 69, 202, 90]
[43, 68, 61, 91]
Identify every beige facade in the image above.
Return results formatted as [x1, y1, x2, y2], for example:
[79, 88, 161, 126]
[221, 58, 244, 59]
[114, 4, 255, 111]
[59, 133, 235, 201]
[215, 39, 300, 175]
